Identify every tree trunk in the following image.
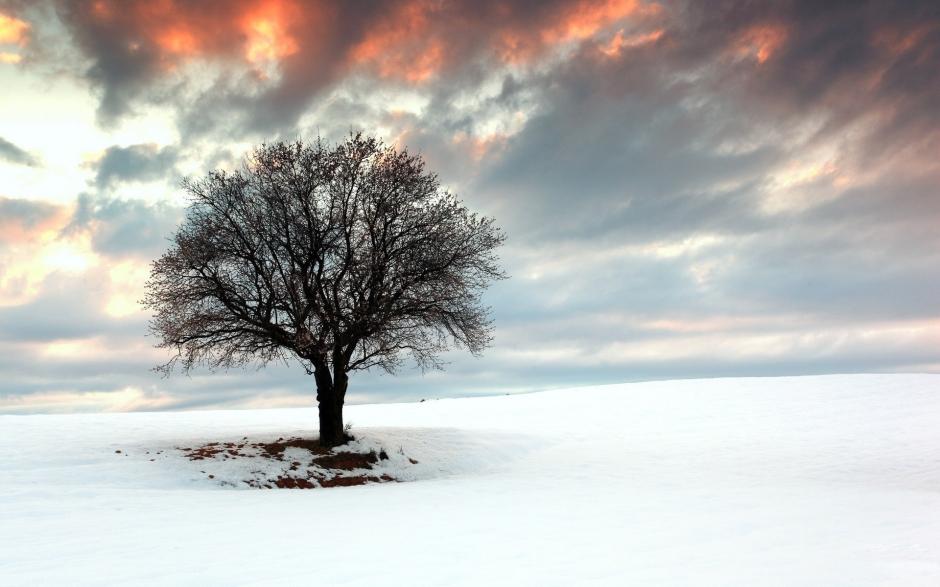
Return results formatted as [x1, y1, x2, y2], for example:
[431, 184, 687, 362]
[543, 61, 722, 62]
[318, 391, 345, 448]
[314, 364, 346, 447]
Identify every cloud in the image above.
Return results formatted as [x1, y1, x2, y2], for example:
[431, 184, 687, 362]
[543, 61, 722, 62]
[0, 196, 78, 307]
[64, 193, 183, 258]
[1, 0, 940, 413]
[0, 136, 40, 166]
[7, 0, 663, 132]
[90, 143, 180, 188]
[0, 197, 62, 239]
[0, 9, 29, 63]
[0, 194, 181, 315]
[0, 11, 29, 45]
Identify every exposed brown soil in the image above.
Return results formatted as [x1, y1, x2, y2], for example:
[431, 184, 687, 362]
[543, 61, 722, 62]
[178, 441, 252, 461]
[175, 436, 409, 490]
[258, 438, 328, 459]
[315, 450, 381, 470]
[319, 474, 395, 488]
[274, 477, 317, 489]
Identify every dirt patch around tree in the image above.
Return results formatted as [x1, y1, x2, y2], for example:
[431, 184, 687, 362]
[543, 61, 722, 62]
[175, 437, 414, 489]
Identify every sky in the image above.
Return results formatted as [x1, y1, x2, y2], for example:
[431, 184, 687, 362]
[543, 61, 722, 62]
[0, 0, 938, 413]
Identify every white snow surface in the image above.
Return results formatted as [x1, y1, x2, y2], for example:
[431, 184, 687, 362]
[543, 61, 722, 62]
[2, 373, 940, 585]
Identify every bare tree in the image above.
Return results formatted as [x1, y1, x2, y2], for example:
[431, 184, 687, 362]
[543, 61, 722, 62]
[144, 134, 506, 446]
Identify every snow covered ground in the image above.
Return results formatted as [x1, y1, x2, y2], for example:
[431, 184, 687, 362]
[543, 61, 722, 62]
[2, 373, 940, 585]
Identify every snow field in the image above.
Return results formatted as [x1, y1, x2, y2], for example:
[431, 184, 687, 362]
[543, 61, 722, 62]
[2, 373, 939, 585]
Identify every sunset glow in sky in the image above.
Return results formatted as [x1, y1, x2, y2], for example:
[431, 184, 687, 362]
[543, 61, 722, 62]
[1, 0, 938, 412]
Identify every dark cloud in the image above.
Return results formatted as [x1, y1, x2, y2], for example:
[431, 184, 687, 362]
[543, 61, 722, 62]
[0, 136, 40, 167]
[9, 0, 663, 133]
[7, 0, 936, 144]
[91, 143, 180, 188]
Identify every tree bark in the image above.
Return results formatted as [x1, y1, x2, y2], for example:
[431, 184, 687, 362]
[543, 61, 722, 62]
[318, 392, 344, 447]
[314, 364, 346, 447]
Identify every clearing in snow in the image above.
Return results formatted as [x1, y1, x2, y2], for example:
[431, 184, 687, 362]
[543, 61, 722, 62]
[1, 374, 940, 585]
[174, 436, 413, 489]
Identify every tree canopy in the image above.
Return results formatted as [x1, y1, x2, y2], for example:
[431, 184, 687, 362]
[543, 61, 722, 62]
[144, 133, 506, 445]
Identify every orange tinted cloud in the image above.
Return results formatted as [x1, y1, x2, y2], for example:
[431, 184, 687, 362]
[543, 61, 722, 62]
[155, 27, 199, 56]
[452, 130, 508, 162]
[545, 0, 651, 43]
[1, 11, 29, 63]
[600, 27, 664, 57]
[0, 199, 72, 247]
[85, 0, 301, 68]
[86, 1, 219, 70]
[350, 0, 663, 81]
[498, 0, 660, 63]
[732, 24, 788, 64]
[78, 0, 662, 84]
[242, 0, 300, 66]
[350, 2, 447, 83]
[0, 12, 29, 46]
[0, 198, 93, 307]
[40, 0, 666, 127]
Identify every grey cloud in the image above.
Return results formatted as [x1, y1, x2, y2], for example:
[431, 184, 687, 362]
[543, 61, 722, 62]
[713, 179, 940, 323]
[23, 0, 660, 135]
[679, 0, 940, 163]
[15, 0, 939, 146]
[0, 136, 40, 167]
[474, 46, 777, 244]
[92, 144, 180, 188]
[0, 272, 146, 343]
[39, 0, 384, 129]
[69, 194, 183, 258]
[0, 196, 59, 230]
